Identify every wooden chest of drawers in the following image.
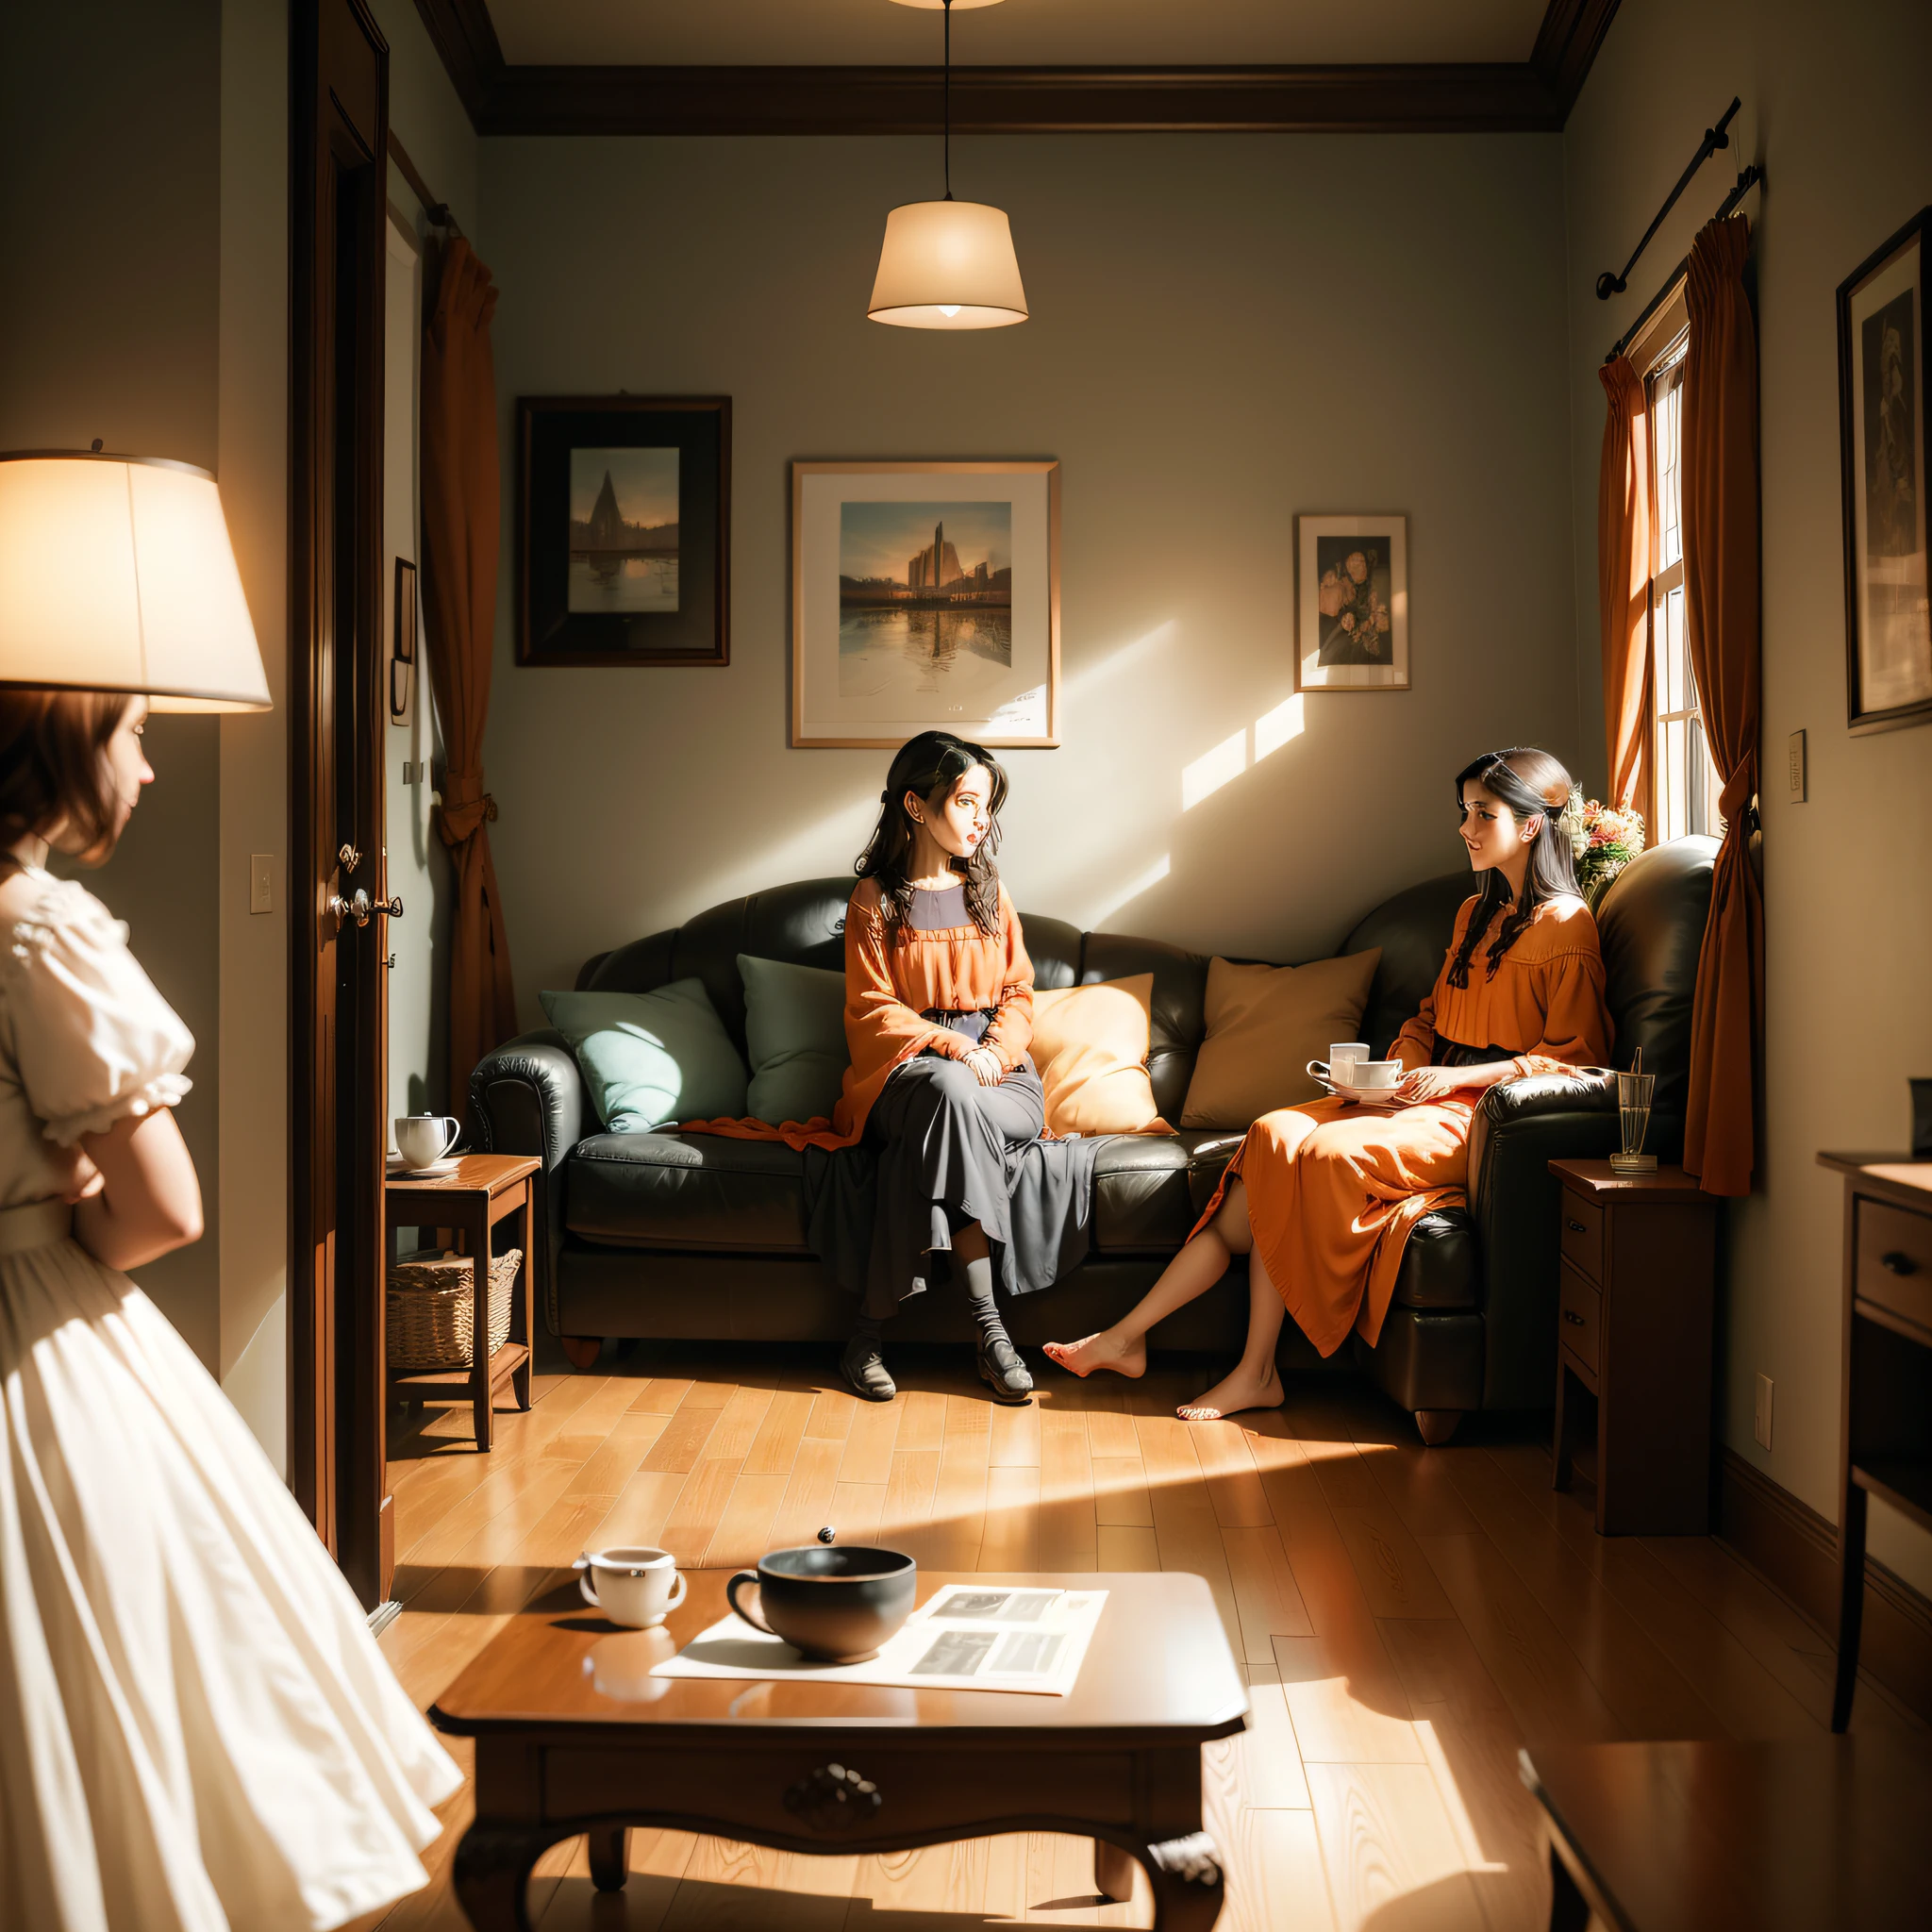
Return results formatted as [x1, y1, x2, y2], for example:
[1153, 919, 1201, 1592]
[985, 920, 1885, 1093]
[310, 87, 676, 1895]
[1549, 1159, 1722, 1535]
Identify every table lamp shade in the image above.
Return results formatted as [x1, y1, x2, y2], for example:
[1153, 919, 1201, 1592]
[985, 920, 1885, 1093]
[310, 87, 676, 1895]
[868, 201, 1028, 329]
[0, 453, 272, 712]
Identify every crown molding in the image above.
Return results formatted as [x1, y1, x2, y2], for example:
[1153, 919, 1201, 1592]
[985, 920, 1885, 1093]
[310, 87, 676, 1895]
[414, 0, 1618, 137]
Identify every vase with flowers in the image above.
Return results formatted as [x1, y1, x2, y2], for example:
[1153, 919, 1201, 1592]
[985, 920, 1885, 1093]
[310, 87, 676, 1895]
[1563, 792, 1646, 910]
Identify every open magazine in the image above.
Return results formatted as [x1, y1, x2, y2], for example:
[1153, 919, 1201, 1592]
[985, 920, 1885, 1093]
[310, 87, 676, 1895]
[653, 1585, 1108, 1696]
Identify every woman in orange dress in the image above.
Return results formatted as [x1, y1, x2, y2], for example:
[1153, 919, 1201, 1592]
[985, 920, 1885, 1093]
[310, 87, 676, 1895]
[1043, 747, 1612, 1422]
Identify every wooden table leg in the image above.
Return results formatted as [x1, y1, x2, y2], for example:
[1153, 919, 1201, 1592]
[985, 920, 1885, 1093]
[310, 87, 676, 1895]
[458, 1193, 492, 1453]
[453, 1822, 561, 1932]
[1831, 1479, 1867, 1732]
[1552, 1362, 1574, 1491]
[588, 1824, 628, 1892]
[511, 1180, 533, 1412]
[1546, 1840, 1591, 1932]
[1093, 1838, 1137, 1903]
[1139, 1832, 1224, 1932]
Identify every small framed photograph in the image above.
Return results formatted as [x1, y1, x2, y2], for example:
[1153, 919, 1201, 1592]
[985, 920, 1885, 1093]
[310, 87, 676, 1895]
[1838, 207, 1931, 734]
[515, 395, 729, 667]
[390, 556, 416, 724]
[791, 459, 1059, 747]
[1294, 513, 1410, 691]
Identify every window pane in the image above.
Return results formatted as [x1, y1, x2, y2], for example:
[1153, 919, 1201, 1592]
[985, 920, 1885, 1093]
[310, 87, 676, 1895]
[1660, 717, 1688, 843]
[1656, 363, 1684, 571]
[1663, 582, 1686, 714]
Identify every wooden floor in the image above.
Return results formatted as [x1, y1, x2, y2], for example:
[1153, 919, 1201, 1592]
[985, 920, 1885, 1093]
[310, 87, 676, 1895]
[356, 1344, 1923, 1932]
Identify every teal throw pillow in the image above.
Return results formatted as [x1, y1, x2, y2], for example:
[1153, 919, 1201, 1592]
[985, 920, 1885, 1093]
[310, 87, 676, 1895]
[739, 954, 850, 1126]
[540, 982, 747, 1133]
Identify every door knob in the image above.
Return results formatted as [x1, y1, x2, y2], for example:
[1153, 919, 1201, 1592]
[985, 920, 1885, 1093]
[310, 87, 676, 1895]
[328, 889, 373, 929]
[376, 893, 404, 919]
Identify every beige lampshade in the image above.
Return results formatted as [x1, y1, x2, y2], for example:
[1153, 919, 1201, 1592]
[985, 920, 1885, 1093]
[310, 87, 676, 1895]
[0, 452, 272, 712]
[868, 200, 1028, 329]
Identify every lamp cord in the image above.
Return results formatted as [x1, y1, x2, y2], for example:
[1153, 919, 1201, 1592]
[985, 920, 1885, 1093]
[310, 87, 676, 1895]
[942, 0, 952, 201]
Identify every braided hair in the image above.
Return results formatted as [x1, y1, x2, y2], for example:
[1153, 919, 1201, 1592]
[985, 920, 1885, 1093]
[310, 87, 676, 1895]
[1445, 747, 1582, 990]
[855, 731, 1008, 937]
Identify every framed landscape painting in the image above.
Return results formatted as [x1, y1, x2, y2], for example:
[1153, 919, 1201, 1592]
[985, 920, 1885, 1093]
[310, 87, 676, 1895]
[791, 459, 1060, 748]
[1839, 207, 1931, 733]
[516, 394, 730, 667]
[1294, 513, 1410, 691]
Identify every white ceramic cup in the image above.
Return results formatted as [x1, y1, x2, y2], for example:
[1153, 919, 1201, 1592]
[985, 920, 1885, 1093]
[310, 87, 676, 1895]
[1307, 1043, 1372, 1086]
[394, 1114, 460, 1168]
[1350, 1059, 1403, 1091]
[576, 1545, 687, 1628]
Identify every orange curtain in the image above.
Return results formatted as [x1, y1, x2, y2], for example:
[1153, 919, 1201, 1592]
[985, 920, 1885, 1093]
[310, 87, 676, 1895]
[1598, 354, 1653, 816]
[1679, 214, 1763, 1197]
[421, 239, 517, 1117]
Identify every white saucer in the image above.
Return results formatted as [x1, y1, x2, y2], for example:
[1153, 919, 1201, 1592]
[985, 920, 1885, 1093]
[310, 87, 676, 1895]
[388, 1155, 460, 1177]
[1320, 1077, 1407, 1110]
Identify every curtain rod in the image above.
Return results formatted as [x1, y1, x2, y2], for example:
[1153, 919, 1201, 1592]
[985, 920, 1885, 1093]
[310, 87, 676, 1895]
[387, 132, 463, 239]
[1596, 97, 1741, 302]
[1603, 163, 1763, 366]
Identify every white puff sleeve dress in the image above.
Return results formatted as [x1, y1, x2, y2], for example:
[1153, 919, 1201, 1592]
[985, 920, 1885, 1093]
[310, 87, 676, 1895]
[0, 873, 460, 1932]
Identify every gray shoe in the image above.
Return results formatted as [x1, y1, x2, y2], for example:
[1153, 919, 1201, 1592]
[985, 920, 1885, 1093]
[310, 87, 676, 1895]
[976, 1332, 1034, 1404]
[841, 1333, 896, 1403]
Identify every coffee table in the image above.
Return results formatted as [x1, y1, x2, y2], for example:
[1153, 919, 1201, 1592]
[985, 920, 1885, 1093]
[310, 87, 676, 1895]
[429, 1569, 1247, 1931]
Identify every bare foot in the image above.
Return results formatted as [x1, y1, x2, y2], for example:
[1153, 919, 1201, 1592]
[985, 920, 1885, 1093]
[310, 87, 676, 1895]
[1176, 1362, 1284, 1422]
[1041, 1330, 1146, 1380]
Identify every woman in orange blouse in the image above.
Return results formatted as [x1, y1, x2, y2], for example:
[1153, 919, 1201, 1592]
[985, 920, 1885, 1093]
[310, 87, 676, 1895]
[699, 732, 1095, 1405]
[1044, 747, 1611, 1423]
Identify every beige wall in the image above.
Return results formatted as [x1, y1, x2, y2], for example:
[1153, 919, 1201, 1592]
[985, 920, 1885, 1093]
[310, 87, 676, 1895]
[1563, 0, 1932, 1591]
[478, 132, 1578, 1015]
[0, 0, 225, 1370]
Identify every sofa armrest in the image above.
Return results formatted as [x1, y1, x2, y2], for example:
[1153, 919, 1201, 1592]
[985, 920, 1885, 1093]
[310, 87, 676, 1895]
[468, 1029, 587, 1336]
[1465, 1069, 1620, 1410]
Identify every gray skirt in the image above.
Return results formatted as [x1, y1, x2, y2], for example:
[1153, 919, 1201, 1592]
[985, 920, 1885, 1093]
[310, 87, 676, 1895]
[803, 1055, 1099, 1322]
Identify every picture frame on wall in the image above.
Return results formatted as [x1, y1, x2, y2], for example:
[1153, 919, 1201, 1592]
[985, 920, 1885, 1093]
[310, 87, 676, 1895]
[1294, 513, 1410, 691]
[515, 394, 730, 668]
[791, 459, 1060, 748]
[1838, 206, 1931, 734]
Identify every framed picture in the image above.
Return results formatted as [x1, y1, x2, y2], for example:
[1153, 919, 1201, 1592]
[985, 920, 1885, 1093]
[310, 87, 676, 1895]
[1838, 207, 1931, 734]
[1294, 514, 1410, 691]
[515, 394, 729, 667]
[390, 556, 416, 724]
[791, 459, 1059, 748]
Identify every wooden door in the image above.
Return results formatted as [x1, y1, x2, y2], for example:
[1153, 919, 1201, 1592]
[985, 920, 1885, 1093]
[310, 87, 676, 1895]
[290, 0, 393, 1608]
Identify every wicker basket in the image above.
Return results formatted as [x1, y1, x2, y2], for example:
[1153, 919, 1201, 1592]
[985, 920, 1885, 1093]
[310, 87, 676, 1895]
[387, 1248, 522, 1373]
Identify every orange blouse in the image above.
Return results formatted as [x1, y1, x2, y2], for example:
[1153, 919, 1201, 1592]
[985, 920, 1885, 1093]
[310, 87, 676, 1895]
[686, 877, 1035, 1151]
[1392, 891, 1612, 1076]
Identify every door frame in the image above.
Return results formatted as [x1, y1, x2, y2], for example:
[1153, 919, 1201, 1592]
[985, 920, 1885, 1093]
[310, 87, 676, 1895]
[289, 0, 393, 1607]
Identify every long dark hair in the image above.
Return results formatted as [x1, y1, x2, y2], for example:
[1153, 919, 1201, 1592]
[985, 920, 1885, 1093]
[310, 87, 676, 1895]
[1445, 746, 1580, 989]
[0, 689, 134, 866]
[855, 731, 1008, 936]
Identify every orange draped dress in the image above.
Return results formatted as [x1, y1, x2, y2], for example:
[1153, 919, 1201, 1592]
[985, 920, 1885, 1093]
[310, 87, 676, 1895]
[1196, 892, 1612, 1357]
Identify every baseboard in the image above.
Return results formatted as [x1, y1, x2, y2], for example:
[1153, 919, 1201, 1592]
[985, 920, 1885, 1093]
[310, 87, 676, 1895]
[1717, 1448, 1932, 1722]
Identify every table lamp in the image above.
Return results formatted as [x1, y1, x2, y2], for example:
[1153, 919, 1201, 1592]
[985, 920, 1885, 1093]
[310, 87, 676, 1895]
[0, 447, 272, 710]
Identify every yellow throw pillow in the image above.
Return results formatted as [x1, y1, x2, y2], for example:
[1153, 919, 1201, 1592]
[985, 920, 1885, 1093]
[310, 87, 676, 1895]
[1029, 974, 1172, 1136]
[1179, 949, 1382, 1129]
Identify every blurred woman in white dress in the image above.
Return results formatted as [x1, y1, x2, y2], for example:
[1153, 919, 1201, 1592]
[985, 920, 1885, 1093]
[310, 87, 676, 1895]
[0, 690, 460, 1931]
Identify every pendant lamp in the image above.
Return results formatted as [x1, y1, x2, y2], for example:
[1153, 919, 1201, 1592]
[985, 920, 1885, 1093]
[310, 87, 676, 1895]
[0, 448, 273, 710]
[869, 0, 1027, 329]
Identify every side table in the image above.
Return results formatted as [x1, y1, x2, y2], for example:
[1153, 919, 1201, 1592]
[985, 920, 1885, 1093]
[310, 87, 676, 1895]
[387, 1153, 541, 1452]
[1548, 1158, 1720, 1535]
[1815, 1152, 1932, 1731]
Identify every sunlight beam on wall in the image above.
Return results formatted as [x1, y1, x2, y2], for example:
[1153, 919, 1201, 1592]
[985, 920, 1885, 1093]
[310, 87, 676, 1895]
[1066, 618, 1177, 696]
[1181, 728, 1247, 811]
[1086, 852, 1171, 929]
[1254, 693, 1305, 760]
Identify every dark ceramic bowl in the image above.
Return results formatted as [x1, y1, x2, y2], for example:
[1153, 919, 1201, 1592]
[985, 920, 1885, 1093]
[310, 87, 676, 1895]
[725, 1545, 917, 1662]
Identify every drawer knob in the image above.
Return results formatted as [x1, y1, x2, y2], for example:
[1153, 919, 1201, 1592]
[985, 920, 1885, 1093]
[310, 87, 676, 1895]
[1566, 1219, 1589, 1234]
[1564, 1309, 1586, 1325]
[1879, 1251, 1919, 1276]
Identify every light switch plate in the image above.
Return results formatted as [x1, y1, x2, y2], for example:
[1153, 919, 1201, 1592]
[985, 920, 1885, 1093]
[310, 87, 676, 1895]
[248, 853, 275, 915]
[1788, 729, 1807, 802]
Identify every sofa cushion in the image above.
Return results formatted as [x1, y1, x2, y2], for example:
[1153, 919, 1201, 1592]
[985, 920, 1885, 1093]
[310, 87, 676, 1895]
[566, 1131, 811, 1253]
[1390, 1208, 1479, 1309]
[1031, 975, 1169, 1136]
[1092, 1130, 1241, 1254]
[541, 983, 748, 1132]
[739, 953, 849, 1126]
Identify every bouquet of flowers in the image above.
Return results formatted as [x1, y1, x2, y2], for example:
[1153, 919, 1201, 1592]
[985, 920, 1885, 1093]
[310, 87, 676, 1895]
[1563, 791, 1645, 908]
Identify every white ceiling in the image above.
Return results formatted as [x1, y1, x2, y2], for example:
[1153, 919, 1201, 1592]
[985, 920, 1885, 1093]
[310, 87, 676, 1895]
[486, 1, 1555, 69]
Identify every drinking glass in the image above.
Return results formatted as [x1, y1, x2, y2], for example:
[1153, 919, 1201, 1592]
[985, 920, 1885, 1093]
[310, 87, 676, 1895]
[1617, 1071, 1655, 1162]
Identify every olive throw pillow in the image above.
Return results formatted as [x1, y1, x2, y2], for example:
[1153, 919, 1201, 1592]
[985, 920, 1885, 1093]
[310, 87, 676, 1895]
[1028, 974, 1171, 1136]
[739, 954, 851, 1126]
[540, 982, 748, 1133]
[1178, 949, 1382, 1129]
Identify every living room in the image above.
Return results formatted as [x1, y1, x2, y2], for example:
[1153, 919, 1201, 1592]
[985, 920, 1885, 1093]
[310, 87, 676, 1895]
[1, 1, 1927, 1929]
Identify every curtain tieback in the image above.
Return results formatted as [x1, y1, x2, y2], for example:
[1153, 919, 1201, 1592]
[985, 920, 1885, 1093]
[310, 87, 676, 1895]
[438, 773, 498, 845]
[1718, 758, 1757, 837]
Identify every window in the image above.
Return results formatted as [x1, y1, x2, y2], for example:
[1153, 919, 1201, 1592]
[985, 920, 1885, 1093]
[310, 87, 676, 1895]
[1641, 326, 1724, 842]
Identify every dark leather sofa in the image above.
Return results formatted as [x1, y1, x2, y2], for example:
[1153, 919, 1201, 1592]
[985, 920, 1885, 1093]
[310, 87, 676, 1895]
[470, 837, 1714, 1442]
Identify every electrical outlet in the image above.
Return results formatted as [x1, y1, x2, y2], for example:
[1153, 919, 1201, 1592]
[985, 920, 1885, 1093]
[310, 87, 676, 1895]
[1754, 1374, 1774, 1450]
[1788, 729, 1807, 802]
[248, 853, 275, 915]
